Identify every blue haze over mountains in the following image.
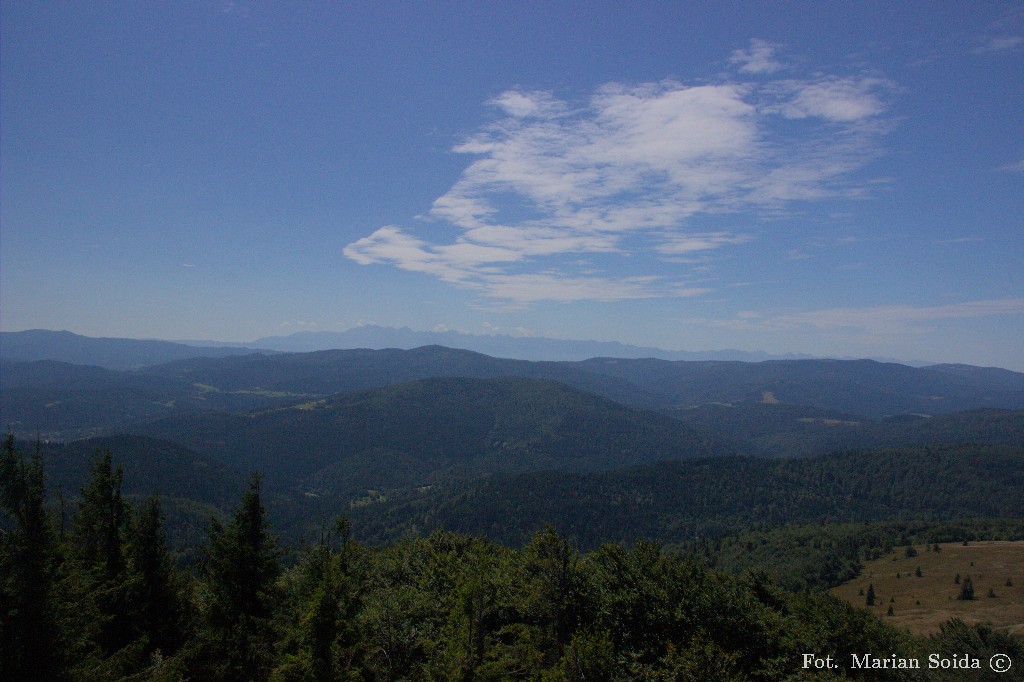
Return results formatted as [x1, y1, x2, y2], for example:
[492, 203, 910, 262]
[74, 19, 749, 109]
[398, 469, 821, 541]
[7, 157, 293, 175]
[3, 327, 925, 369]
[3, 328, 1023, 551]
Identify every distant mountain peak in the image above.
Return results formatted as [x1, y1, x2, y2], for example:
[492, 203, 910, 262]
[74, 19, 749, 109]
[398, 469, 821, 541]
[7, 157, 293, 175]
[244, 325, 819, 363]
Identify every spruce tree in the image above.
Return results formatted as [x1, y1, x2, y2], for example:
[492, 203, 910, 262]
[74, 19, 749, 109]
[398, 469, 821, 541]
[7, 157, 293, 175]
[0, 436, 66, 681]
[865, 583, 876, 606]
[70, 450, 138, 659]
[274, 516, 363, 681]
[524, 526, 583, 665]
[128, 496, 189, 656]
[200, 473, 281, 681]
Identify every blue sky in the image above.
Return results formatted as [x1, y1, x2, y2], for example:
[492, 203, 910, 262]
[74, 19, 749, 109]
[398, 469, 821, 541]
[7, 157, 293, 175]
[2, 2, 1022, 369]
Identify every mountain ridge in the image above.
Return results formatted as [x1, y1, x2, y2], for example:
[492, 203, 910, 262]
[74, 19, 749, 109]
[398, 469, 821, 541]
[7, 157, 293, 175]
[3, 327, 938, 367]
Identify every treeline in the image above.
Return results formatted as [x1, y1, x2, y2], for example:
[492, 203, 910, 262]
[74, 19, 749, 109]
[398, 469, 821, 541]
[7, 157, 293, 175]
[5, 439, 1024, 681]
[681, 519, 1024, 593]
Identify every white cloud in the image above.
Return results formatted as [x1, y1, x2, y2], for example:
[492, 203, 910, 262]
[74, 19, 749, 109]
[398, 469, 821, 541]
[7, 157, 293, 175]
[707, 298, 1024, 339]
[934, 237, 981, 245]
[488, 90, 568, 118]
[730, 39, 785, 74]
[975, 35, 1023, 53]
[345, 46, 895, 305]
[996, 160, 1024, 173]
[766, 77, 890, 122]
[655, 232, 752, 255]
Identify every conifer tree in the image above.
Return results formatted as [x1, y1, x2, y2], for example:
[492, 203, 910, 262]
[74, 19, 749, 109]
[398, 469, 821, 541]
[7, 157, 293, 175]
[958, 576, 975, 601]
[0, 436, 66, 681]
[70, 450, 138, 658]
[200, 473, 281, 681]
[273, 518, 360, 682]
[129, 496, 189, 656]
[524, 526, 584, 665]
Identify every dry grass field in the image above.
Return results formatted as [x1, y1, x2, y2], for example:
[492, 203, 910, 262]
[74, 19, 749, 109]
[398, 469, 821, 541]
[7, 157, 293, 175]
[831, 541, 1024, 638]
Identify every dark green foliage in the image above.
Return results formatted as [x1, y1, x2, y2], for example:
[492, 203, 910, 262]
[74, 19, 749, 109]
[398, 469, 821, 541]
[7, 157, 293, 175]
[669, 403, 1024, 458]
[5, 451, 1018, 680]
[927, 619, 1024, 681]
[272, 518, 365, 681]
[0, 436, 66, 681]
[677, 518, 1024, 593]
[522, 526, 587, 665]
[141, 377, 726, 494]
[69, 450, 138, 658]
[866, 583, 876, 606]
[129, 497, 190, 656]
[197, 473, 282, 681]
[349, 445, 1024, 549]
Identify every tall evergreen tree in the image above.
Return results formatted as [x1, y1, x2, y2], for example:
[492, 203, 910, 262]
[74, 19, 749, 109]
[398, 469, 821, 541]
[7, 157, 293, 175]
[70, 450, 138, 658]
[129, 496, 189, 656]
[0, 436, 66, 681]
[523, 526, 584, 666]
[200, 473, 281, 681]
[272, 517, 366, 682]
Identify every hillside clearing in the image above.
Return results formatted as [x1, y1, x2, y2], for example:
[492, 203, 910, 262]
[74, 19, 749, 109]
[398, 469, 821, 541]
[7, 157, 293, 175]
[831, 541, 1024, 638]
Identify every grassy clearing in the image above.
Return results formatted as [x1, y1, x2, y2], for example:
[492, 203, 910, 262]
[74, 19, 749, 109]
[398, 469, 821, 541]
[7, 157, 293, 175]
[831, 541, 1024, 639]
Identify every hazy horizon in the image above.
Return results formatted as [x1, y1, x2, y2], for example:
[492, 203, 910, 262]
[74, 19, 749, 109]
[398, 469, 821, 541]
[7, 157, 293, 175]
[2, 3, 1022, 370]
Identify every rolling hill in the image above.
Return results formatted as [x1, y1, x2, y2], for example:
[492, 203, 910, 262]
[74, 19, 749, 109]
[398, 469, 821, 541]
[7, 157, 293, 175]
[136, 376, 726, 495]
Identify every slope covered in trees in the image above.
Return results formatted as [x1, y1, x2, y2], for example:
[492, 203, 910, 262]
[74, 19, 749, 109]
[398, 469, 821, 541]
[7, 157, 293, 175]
[137, 377, 727, 493]
[667, 405, 1024, 457]
[346, 445, 1024, 550]
[6, 438, 1022, 681]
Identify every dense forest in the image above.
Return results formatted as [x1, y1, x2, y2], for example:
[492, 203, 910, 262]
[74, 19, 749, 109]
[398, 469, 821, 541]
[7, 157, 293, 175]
[5, 437, 1023, 681]
[3, 345, 1024, 679]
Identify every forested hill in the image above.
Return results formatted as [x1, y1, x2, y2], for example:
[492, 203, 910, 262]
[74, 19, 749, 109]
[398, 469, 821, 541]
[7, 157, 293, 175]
[17, 432, 1018, 681]
[668, 404, 1024, 457]
[575, 357, 1024, 418]
[141, 347, 1024, 417]
[141, 345, 659, 407]
[137, 376, 726, 493]
[347, 444, 1024, 550]
[6, 347, 1024, 442]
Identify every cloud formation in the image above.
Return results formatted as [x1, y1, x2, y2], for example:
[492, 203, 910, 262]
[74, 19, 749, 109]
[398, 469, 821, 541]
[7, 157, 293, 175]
[730, 39, 785, 74]
[344, 46, 895, 304]
[704, 298, 1024, 340]
[974, 35, 1023, 54]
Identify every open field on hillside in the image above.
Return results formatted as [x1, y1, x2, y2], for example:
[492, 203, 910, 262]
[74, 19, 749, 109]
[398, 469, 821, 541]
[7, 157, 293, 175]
[831, 541, 1024, 638]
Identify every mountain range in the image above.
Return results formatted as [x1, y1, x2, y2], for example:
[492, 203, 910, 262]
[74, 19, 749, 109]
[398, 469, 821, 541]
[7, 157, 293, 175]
[3, 328, 1022, 554]
[4, 327, 847, 368]
[196, 325, 825, 362]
